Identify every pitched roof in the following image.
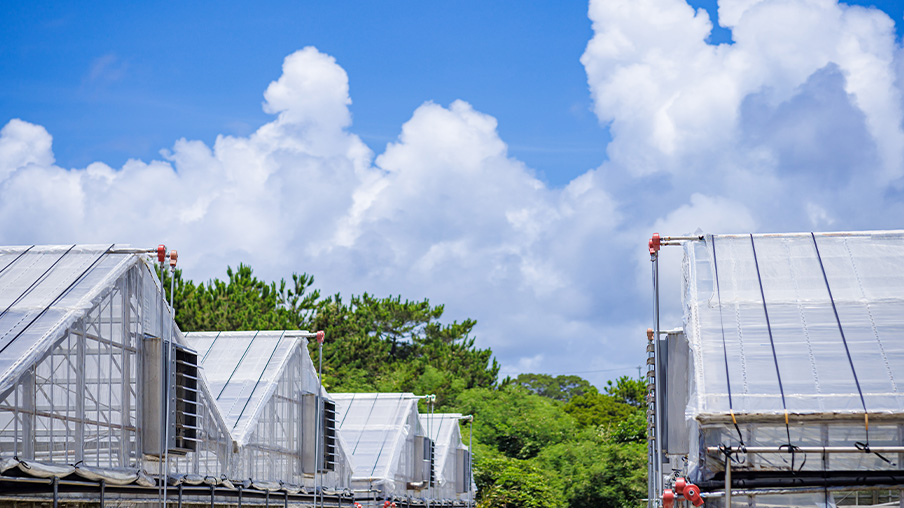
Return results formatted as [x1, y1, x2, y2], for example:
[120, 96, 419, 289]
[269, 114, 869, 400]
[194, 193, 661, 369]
[184, 330, 323, 444]
[0, 244, 143, 394]
[682, 230, 904, 419]
[332, 393, 422, 480]
[420, 413, 464, 483]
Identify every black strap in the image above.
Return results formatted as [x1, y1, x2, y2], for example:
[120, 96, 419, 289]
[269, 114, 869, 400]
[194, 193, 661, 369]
[711, 237, 744, 445]
[749, 235, 792, 445]
[0, 244, 113, 356]
[232, 331, 287, 430]
[0, 245, 35, 278]
[217, 330, 261, 400]
[811, 233, 868, 417]
[0, 245, 76, 322]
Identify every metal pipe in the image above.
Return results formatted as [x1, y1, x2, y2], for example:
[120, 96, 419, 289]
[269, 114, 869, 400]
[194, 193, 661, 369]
[101, 479, 105, 508]
[724, 454, 731, 508]
[651, 252, 664, 506]
[53, 476, 59, 508]
[708, 446, 904, 454]
[317, 339, 324, 508]
[661, 235, 704, 242]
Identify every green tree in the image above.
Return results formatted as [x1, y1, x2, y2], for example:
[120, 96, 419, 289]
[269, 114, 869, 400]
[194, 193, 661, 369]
[603, 376, 647, 407]
[475, 455, 565, 508]
[513, 373, 596, 402]
[564, 391, 636, 429]
[456, 386, 576, 460]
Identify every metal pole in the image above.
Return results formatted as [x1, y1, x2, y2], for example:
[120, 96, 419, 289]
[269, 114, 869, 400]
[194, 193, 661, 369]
[725, 454, 731, 508]
[317, 339, 324, 508]
[707, 445, 904, 454]
[652, 252, 663, 506]
[161, 256, 170, 508]
[468, 418, 473, 508]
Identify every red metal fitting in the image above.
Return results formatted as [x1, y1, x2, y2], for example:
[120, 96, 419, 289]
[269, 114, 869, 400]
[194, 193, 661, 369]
[674, 477, 686, 495]
[647, 328, 654, 341]
[662, 489, 675, 508]
[169, 249, 178, 268]
[649, 233, 661, 255]
[315, 330, 325, 344]
[157, 244, 166, 263]
[684, 483, 704, 507]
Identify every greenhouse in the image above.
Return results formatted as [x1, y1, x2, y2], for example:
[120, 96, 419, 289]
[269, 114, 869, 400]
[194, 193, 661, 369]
[648, 231, 904, 508]
[0, 244, 354, 506]
[184, 330, 354, 491]
[419, 413, 474, 503]
[332, 393, 470, 505]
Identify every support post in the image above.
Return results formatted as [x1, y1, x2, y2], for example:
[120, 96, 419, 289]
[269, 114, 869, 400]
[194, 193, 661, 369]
[652, 250, 664, 505]
[725, 454, 731, 508]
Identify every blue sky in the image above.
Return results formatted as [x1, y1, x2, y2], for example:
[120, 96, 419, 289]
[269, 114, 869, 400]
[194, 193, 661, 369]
[2, 0, 904, 387]
[1, 1, 610, 187]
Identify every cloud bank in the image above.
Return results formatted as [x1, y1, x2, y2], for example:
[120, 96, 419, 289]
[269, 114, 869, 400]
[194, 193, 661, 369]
[2, 1, 904, 385]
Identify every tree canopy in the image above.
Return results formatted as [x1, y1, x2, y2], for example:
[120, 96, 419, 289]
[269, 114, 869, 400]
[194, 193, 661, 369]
[160, 264, 646, 508]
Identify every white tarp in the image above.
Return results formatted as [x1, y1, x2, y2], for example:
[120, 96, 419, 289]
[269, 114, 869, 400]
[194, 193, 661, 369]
[683, 231, 904, 420]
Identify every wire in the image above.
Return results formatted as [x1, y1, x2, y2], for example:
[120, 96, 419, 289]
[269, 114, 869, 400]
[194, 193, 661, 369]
[749, 235, 794, 449]
[711, 236, 745, 446]
[0, 244, 112, 356]
[811, 233, 869, 435]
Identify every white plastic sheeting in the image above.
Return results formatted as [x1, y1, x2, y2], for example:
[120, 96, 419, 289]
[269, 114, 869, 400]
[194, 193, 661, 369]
[0, 245, 132, 397]
[420, 413, 474, 500]
[333, 393, 423, 496]
[184, 330, 353, 488]
[683, 231, 904, 419]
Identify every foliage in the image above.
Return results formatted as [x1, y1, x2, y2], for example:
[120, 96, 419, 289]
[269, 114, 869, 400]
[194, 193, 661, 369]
[564, 391, 637, 429]
[603, 376, 647, 407]
[475, 455, 565, 508]
[160, 264, 499, 407]
[159, 264, 648, 508]
[537, 440, 646, 508]
[456, 386, 576, 460]
[513, 373, 596, 402]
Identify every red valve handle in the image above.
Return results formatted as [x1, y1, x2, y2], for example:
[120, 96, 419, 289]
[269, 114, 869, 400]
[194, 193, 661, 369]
[684, 483, 704, 507]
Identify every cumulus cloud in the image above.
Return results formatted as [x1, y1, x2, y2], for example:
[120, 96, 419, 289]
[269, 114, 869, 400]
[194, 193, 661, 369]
[3, 0, 904, 384]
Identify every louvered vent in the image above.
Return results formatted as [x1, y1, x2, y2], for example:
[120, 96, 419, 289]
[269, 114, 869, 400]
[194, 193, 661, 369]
[173, 345, 198, 453]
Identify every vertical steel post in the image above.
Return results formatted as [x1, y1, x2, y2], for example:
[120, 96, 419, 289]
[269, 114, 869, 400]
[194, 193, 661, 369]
[468, 418, 473, 508]
[652, 252, 663, 506]
[725, 454, 731, 508]
[316, 339, 324, 508]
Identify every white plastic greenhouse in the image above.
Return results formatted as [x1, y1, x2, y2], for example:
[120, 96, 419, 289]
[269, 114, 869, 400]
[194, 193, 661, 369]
[332, 393, 473, 506]
[647, 231, 904, 508]
[0, 244, 354, 506]
[419, 413, 475, 503]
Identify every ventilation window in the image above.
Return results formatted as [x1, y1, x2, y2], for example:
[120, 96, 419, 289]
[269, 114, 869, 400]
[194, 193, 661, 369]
[456, 449, 471, 493]
[173, 345, 198, 453]
[413, 435, 435, 488]
[302, 394, 337, 474]
[141, 335, 198, 457]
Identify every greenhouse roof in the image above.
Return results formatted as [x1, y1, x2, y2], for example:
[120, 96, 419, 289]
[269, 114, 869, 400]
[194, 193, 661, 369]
[0, 244, 144, 395]
[333, 393, 422, 481]
[420, 413, 464, 476]
[185, 330, 321, 443]
[683, 230, 904, 420]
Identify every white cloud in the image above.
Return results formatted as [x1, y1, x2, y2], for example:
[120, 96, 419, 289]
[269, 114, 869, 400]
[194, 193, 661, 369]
[3, 0, 904, 387]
